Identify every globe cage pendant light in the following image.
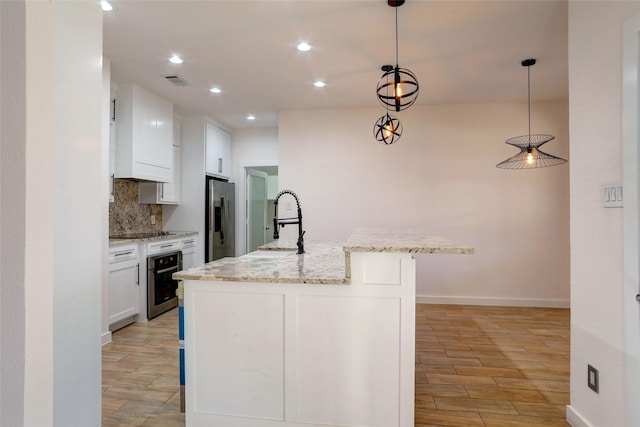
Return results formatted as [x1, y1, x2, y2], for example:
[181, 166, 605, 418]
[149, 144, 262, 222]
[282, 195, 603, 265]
[496, 59, 567, 169]
[376, 0, 419, 112]
[374, 65, 403, 144]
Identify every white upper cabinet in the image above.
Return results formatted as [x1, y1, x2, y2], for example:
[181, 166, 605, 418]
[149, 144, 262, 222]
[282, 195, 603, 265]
[115, 82, 173, 182]
[205, 123, 231, 179]
[139, 114, 181, 204]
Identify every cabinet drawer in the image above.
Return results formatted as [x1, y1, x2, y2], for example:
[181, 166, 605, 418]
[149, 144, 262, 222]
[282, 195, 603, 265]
[108, 245, 138, 264]
[147, 239, 181, 256]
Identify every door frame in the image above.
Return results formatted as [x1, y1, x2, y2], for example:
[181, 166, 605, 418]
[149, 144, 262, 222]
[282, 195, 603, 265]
[246, 168, 268, 253]
[623, 10, 640, 426]
[237, 160, 278, 256]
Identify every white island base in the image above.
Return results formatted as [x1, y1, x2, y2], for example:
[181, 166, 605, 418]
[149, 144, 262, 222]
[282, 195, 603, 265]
[184, 251, 414, 427]
[178, 230, 473, 427]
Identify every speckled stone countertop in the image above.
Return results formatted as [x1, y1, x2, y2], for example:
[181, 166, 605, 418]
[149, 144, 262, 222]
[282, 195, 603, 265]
[109, 231, 198, 246]
[344, 228, 474, 254]
[173, 228, 473, 285]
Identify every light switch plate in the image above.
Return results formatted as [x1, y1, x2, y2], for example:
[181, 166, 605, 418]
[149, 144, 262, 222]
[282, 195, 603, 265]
[603, 183, 623, 208]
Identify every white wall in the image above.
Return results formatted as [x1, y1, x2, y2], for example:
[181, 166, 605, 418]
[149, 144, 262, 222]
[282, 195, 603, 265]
[0, 1, 26, 425]
[279, 102, 570, 306]
[568, 2, 640, 426]
[232, 127, 278, 255]
[102, 59, 112, 345]
[1, 2, 103, 425]
[164, 115, 209, 265]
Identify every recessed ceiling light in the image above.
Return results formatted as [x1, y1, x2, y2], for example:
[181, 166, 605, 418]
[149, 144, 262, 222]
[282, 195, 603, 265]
[297, 42, 312, 52]
[169, 55, 183, 64]
[314, 81, 326, 88]
[209, 87, 221, 94]
[100, 0, 114, 11]
[246, 115, 256, 121]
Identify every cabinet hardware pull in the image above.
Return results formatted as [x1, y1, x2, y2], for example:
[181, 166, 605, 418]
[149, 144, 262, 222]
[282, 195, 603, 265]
[115, 251, 133, 257]
[161, 183, 164, 198]
[136, 263, 140, 285]
[636, 293, 640, 303]
[218, 157, 222, 173]
[110, 174, 115, 196]
[160, 244, 173, 248]
[112, 98, 116, 122]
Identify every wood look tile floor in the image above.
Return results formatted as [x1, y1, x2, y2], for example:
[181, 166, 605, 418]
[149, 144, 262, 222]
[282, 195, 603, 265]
[102, 304, 570, 427]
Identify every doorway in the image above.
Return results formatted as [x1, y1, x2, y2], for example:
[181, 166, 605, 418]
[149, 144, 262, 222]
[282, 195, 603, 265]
[238, 164, 278, 255]
[247, 168, 268, 253]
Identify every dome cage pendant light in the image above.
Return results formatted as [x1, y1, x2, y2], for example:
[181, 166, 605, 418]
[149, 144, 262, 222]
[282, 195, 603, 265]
[496, 58, 567, 169]
[376, 0, 419, 112]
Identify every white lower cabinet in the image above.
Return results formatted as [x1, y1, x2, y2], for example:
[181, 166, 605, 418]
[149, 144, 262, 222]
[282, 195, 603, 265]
[182, 251, 415, 427]
[181, 236, 198, 269]
[108, 244, 140, 329]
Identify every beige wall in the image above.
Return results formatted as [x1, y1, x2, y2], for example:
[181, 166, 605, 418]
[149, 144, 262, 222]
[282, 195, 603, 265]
[231, 127, 278, 255]
[279, 102, 570, 306]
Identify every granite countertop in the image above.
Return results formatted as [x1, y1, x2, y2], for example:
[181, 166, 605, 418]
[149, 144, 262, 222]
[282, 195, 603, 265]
[344, 228, 474, 254]
[173, 228, 473, 285]
[109, 231, 198, 246]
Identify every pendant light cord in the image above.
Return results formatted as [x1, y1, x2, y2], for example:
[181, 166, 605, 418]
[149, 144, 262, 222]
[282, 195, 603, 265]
[395, 7, 399, 66]
[527, 64, 531, 146]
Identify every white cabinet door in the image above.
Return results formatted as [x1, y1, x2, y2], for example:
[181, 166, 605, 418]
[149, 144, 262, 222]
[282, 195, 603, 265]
[108, 245, 140, 328]
[115, 82, 173, 182]
[205, 123, 231, 179]
[109, 87, 117, 203]
[155, 94, 173, 168]
[205, 123, 219, 176]
[139, 116, 181, 204]
[160, 145, 180, 203]
[218, 128, 231, 178]
[181, 236, 198, 269]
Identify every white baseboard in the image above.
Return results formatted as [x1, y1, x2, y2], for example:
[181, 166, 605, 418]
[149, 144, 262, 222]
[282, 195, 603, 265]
[101, 331, 112, 346]
[416, 295, 570, 308]
[566, 405, 593, 427]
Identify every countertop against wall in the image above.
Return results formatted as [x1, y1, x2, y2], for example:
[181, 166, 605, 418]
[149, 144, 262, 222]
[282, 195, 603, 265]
[109, 231, 198, 246]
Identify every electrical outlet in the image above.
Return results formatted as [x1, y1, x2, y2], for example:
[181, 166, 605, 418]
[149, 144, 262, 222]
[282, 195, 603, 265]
[588, 364, 599, 393]
[150, 215, 156, 225]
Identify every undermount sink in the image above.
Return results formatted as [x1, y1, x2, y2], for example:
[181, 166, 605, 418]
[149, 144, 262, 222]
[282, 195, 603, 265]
[243, 250, 296, 259]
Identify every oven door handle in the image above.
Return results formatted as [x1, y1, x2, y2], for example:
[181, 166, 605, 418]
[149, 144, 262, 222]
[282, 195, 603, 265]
[156, 266, 179, 275]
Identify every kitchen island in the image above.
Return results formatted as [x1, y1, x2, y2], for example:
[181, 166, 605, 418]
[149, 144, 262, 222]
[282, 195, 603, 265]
[174, 228, 473, 427]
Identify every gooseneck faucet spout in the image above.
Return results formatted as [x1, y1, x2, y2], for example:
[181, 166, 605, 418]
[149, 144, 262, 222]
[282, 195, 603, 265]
[273, 190, 305, 254]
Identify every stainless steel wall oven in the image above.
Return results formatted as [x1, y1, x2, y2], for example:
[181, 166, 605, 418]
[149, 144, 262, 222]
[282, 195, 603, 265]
[147, 250, 182, 319]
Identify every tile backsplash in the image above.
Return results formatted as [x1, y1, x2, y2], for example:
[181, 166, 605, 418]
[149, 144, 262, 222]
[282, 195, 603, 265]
[109, 180, 162, 235]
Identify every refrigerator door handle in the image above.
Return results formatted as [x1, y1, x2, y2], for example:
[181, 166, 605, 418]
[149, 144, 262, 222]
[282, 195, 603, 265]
[208, 182, 214, 262]
[209, 184, 214, 233]
[220, 195, 226, 245]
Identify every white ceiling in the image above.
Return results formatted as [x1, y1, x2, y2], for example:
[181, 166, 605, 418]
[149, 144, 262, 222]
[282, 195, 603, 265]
[103, 0, 568, 130]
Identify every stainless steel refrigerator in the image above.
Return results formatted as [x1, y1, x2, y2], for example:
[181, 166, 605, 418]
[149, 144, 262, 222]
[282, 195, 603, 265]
[205, 177, 235, 262]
